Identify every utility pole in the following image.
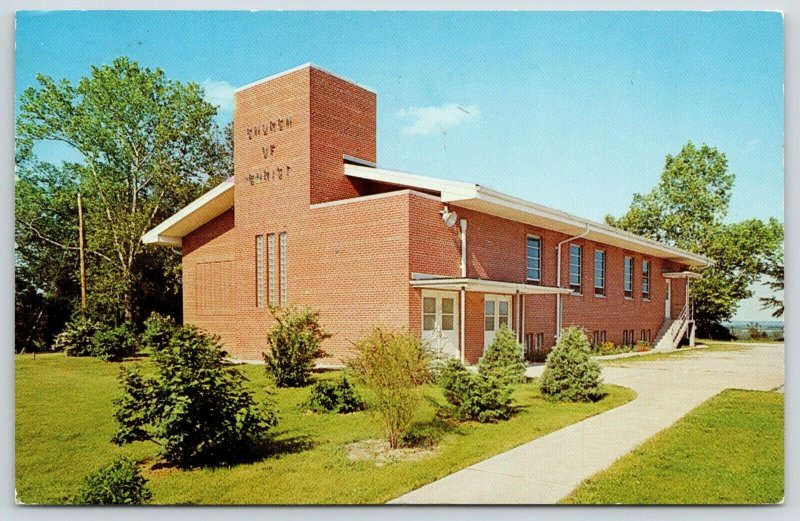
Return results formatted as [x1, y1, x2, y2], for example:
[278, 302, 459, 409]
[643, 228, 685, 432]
[77, 192, 87, 313]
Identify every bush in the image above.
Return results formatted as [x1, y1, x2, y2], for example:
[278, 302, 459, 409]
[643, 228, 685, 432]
[478, 323, 527, 384]
[439, 358, 513, 423]
[540, 327, 604, 402]
[264, 306, 330, 387]
[141, 312, 177, 353]
[635, 340, 652, 352]
[305, 376, 365, 413]
[74, 456, 152, 505]
[348, 328, 430, 449]
[112, 325, 277, 467]
[91, 323, 137, 362]
[54, 316, 99, 357]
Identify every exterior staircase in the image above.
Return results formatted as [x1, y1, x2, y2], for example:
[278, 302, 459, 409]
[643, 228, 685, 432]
[652, 303, 695, 351]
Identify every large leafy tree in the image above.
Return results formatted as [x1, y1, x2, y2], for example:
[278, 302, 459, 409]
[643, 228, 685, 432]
[606, 142, 783, 334]
[16, 57, 231, 342]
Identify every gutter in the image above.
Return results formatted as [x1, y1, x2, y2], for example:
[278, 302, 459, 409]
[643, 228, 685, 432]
[555, 223, 591, 341]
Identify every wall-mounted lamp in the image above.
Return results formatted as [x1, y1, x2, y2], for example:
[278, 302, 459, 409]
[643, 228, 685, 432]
[440, 205, 458, 228]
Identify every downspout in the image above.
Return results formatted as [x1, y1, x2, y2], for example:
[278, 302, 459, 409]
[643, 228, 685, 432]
[555, 223, 591, 341]
[459, 218, 467, 364]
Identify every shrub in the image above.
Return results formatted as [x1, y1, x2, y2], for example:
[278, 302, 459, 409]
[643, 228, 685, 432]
[478, 323, 527, 384]
[348, 328, 430, 449]
[54, 316, 99, 357]
[540, 326, 604, 402]
[305, 376, 365, 413]
[74, 456, 152, 505]
[112, 325, 277, 467]
[264, 306, 330, 387]
[91, 323, 138, 362]
[635, 340, 652, 352]
[439, 358, 513, 423]
[141, 312, 177, 353]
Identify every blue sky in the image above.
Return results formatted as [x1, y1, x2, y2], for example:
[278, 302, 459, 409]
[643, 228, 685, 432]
[15, 11, 784, 321]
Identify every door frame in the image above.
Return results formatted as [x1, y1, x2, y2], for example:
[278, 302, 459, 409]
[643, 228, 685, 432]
[665, 279, 672, 319]
[483, 294, 513, 351]
[420, 290, 460, 359]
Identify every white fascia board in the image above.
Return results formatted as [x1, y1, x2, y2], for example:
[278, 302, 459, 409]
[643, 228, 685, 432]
[475, 186, 714, 268]
[141, 178, 234, 247]
[344, 164, 477, 201]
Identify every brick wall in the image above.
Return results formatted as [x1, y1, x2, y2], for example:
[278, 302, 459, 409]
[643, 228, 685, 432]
[183, 63, 693, 364]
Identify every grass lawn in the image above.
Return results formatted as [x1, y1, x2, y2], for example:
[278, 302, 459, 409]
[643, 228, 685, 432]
[600, 342, 748, 365]
[562, 389, 784, 504]
[16, 353, 634, 504]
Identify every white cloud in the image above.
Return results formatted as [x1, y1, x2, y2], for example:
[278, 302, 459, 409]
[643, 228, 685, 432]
[201, 79, 235, 111]
[396, 103, 479, 136]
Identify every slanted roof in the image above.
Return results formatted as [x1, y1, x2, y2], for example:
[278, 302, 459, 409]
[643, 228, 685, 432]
[344, 164, 714, 268]
[142, 177, 234, 246]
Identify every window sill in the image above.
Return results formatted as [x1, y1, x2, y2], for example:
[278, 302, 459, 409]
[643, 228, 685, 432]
[570, 292, 583, 297]
[624, 297, 634, 301]
[594, 294, 606, 298]
[643, 298, 651, 302]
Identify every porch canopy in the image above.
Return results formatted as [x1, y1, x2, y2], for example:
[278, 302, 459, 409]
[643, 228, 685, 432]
[410, 275, 572, 295]
[662, 270, 703, 279]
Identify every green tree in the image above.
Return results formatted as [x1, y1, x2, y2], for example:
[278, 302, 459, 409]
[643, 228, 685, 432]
[760, 248, 784, 318]
[16, 57, 231, 327]
[539, 327, 603, 402]
[112, 326, 276, 467]
[606, 142, 783, 333]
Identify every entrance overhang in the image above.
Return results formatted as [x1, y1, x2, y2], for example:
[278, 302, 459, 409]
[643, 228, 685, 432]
[662, 271, 703, 279]
[410, 276, 572, 296]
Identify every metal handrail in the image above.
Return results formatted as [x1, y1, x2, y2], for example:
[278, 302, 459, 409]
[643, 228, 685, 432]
[671, 303, 690, 344]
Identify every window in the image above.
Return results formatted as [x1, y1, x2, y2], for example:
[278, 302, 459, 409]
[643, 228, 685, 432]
[526, 236, 542, 283]
[592, 330, 606, 345]
[267, 234, 277, 306]
[594, 250, 606, 296]
[623, 329, 635, 346]
[642, 260, 651, 300]
[484, 300, 495, 331]
[423, 297, 436, 331]
[498, 300, 509, 328]
[569, 244, 582, 292]
[441, 297, 455, 330]
[524, 333, 545, 352]
[624, 256, 634, 298]
[279, 232, 288, 306]
[640, 329, 651, 342]
[256, 235, 265, 308]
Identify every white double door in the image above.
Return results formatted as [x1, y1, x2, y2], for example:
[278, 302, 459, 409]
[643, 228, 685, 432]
[421, 290, 459, 359]
[484, 294, 512, 350]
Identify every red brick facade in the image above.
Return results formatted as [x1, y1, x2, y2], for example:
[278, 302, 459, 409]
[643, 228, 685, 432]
[177, 64, 693, 365]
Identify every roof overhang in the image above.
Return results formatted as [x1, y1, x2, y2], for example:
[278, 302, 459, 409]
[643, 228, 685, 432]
[142, 177, 235, 247]
[345, 164, 714, 268]
[410, 277, 573, 295]
[662, 270, 703, 279]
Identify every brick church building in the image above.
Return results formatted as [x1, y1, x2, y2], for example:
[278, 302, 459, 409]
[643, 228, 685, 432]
[143, 64, 711, 365]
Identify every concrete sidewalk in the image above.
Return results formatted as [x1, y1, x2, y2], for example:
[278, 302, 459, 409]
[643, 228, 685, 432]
[390, 344, 784, 504]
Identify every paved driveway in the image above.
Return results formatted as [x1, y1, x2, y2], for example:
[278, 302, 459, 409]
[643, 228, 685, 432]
[390, 344, 784, 504]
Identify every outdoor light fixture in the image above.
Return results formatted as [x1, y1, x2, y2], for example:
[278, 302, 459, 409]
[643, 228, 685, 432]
[440, 205, 458, 227]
